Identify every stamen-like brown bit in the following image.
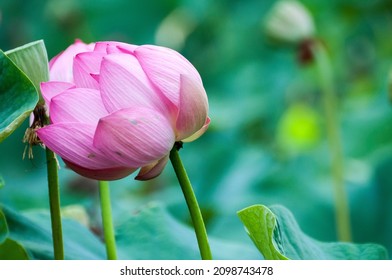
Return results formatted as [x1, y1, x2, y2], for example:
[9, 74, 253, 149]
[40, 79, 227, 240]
[23, 105, 47, 159]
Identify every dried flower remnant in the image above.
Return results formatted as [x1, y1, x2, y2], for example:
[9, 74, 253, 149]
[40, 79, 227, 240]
[23, 105, 46, 159]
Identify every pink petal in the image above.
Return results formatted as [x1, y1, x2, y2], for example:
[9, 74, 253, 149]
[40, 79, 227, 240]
[135, 155, 169, 181]
[183, 117, 211, 142]
[50, 88, 108, 125]
[73, 52, 106, 89]
[37, 123, 123, 170]
[93, 42, 110, 53]
[40, 81, 75, 108]
[63, 159, 136, 181]
[94, 41, 138, 54]
[112, 42, 138, 53]
[134, 45, 203, 108]
[99, 53, 166, 113]
[93, 107, 175, 167]
[74, 51, 105, 74]
[49, 39, 95, 82]
[72, 65, 99, 89]
[175, 75, 209, 140]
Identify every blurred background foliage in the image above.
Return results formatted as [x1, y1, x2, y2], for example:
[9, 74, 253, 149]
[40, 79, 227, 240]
[1, 0, 392, 258]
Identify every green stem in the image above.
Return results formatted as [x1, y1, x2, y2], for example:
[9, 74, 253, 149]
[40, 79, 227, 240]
[169, 144, 212, 260]
[312, 42, 351, 242]
[45, 148, 64, 259]
[99, 180, 117, 260]
[39, 105, 64, 259]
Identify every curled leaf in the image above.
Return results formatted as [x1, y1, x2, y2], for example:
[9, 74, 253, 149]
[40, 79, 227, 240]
[238, 204, 388, 260]
[0, 50, 38, 142]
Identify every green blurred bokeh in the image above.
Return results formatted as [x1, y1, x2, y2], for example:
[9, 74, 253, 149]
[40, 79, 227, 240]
[2, 0, 392, 258]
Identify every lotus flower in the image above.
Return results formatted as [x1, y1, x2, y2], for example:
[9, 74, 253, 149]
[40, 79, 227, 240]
[37, 40, 210, 181]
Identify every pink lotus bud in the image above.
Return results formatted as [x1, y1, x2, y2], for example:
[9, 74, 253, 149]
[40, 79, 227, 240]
[37, 40, 210, 181]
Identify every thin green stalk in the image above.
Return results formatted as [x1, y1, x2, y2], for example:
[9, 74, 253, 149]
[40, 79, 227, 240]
[312, 42, 351, 242]
[99, 180, 117, 260]
[169, 144, 212, 260]
[37, 105, 64, 259]
[45, 148, 64, 259]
